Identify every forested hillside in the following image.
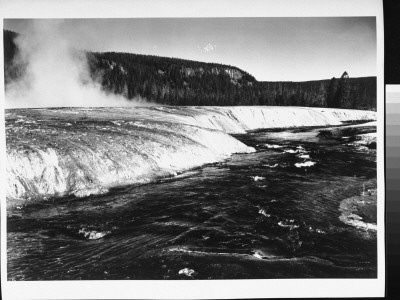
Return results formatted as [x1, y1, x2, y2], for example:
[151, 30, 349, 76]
[3, 30, 376, 109]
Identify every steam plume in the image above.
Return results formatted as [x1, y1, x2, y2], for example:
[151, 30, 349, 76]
[5, 20, 146, 108]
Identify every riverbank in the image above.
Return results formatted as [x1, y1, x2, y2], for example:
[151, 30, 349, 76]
[339, 186, 377, 232]
[6, 106, 377, 207]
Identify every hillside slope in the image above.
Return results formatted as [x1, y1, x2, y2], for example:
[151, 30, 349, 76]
[4, 30, 376, 109]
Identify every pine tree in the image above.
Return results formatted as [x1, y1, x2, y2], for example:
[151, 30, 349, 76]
[327, 77, 338, 108]
[334, 71, 350, 108]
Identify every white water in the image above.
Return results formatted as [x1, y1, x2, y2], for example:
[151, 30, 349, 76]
[6, 106, 376, 202]
[339, 213, 378, 231]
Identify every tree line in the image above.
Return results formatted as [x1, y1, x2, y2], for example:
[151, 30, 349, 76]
[3, 29, 376, 110]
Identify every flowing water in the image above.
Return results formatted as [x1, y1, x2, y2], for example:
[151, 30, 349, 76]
[7, 124, 377, 280]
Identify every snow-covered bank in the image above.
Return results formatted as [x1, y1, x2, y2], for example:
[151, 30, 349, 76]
[6, 106, 376, 203]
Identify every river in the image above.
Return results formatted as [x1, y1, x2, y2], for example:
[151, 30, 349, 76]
[7, 122, 377, 280]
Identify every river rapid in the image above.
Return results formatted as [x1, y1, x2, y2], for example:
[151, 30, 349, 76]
[7, 116, 377, 280]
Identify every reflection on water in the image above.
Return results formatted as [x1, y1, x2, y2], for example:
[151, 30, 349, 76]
[7, 126, 377, 280]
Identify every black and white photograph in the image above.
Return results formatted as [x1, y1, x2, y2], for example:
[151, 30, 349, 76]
[0, 0, 385, 299]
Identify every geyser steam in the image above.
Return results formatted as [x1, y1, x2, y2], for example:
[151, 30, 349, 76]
[5, 20, 144, 108]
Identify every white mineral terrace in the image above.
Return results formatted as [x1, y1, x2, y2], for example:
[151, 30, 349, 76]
[6, 106, 376, 201]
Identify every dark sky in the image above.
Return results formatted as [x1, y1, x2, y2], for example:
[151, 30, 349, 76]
[4, 17, 376, 81]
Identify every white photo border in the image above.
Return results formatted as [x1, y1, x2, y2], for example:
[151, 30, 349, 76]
[0, 0, 384, 299]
